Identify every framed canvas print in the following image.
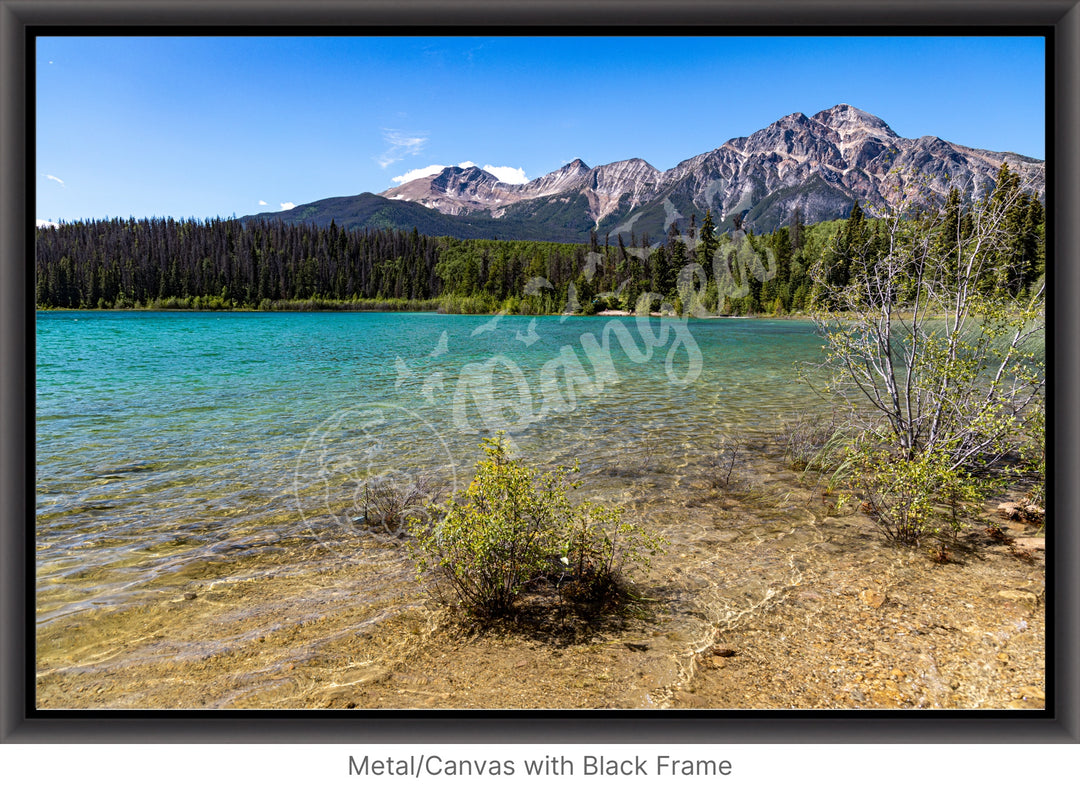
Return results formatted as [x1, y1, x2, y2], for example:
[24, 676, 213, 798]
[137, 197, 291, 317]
[2, 0, 1077, 745]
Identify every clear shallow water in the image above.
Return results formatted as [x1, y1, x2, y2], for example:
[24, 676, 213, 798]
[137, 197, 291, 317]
[36, 311, 827, 626]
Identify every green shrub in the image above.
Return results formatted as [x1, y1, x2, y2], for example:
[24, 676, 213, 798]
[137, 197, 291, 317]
[437, 294, 499, 315]
[409, 435, 570, 617]
[845, 434, 988, 548]
[409, 434, 665, 618]
[558, 502, 665, 607]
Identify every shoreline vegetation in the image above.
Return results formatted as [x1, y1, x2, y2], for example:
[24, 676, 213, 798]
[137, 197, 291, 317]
[34, 300, 775, 319]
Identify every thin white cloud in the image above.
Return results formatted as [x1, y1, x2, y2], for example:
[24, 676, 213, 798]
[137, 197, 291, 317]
[36, 219, 58, 228]
[45, 174, 65, 187]
[376, 129, 429, 168]
[391, 161, 529, 185]
[258, 200, 268, 206]
[279, 202, 296, 211]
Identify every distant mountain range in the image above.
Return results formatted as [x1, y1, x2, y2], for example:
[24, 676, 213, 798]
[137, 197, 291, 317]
[245, 104, 1045, 243]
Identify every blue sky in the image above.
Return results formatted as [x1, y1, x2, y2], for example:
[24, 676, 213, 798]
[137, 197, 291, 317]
[35, 35, 1046, 224]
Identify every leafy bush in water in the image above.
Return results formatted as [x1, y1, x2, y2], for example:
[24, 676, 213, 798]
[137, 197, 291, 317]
[409, 434, 665, 618]
[845, 434, 989, 548]
[558, 502, 665, 606]
[409, 435, 569, 616]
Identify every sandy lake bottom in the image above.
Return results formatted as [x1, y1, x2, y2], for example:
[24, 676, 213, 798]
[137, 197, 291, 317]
[36, 434, 1045, 710]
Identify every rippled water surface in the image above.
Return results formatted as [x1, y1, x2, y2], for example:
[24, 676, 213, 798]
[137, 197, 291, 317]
[37, 311, 827, 632]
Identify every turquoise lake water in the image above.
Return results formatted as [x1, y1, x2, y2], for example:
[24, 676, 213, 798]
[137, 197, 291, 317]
[36, 311, 828, 625]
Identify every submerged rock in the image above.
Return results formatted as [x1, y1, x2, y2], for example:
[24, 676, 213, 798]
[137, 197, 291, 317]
[859, 588, 886, 609]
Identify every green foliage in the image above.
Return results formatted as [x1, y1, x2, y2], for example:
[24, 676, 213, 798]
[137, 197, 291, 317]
[1020, 405, 1046, 509]
[409, 435, 567, 617]
[436, 294, 500, 315]
[845, 433, 989, 548]
[408, 435, 665, 619]
[696, 209, 719, 270]
[558, 501, 665, 606]
[811, 165, 1045, 547]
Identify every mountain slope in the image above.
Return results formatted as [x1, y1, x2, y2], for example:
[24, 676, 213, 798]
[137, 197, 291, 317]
[244, 104, 1044, 243]
[242, 191, 570, 241]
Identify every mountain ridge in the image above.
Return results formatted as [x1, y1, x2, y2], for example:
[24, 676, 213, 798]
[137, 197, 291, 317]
[245, 104, 1044, 243]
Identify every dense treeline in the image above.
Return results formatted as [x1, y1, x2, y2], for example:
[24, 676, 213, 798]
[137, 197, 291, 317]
[37, 165, 1044, 315]
[36, 217, 447, 311]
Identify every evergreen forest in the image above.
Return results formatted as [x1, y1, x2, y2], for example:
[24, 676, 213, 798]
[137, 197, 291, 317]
[36, 165, 1044, 316]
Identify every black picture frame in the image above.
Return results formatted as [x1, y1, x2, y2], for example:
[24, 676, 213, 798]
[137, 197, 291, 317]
[2, 0, 1077, 743]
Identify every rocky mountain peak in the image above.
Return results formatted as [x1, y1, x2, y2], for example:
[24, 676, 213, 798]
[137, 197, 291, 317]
[811, 103, 898, 139]
[777, 111, 811, 127]
[544, 158, 592, 183]
[521, 157, 593, 197]
[430, 165, 497, 190]
[584, 158, 663, 218]
[591, 158, 659, 182]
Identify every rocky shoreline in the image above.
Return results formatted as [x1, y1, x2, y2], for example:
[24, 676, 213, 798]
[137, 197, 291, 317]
[36, 489, 1044, 710]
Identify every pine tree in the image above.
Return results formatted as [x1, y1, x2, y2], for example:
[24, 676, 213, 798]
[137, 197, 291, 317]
[696, 209, 718, 270]
[789, 205, 805, 251]
[665, 222, 687, 298]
